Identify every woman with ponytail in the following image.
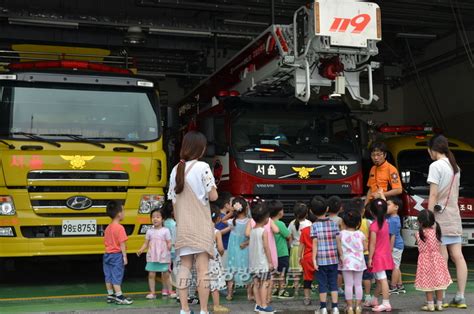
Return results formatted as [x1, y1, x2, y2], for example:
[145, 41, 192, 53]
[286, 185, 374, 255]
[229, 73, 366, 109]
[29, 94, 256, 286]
[168, 131, 218, 314]
[427, 134, 467, 309]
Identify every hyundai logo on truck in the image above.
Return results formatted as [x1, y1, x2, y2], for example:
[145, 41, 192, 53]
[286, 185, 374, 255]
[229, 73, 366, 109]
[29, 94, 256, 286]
[66, 196, 93, 210]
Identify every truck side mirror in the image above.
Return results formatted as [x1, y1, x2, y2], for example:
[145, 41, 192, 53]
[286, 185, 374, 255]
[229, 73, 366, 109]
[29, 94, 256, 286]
[401, 171, 411, 184]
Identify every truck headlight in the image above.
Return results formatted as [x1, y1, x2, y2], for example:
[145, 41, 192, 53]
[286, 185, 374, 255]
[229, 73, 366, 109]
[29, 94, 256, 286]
[0, 196, 16, 216]
[139, 224, 153, 234]
[138, 195, 164, 214]
[403, 216, 419, 230]
[0, 227, 15, 237]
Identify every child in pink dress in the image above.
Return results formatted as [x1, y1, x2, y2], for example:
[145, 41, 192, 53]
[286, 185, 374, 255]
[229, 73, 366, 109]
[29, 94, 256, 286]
[137, 208, 173, 299]
[368, 199, 394, 312]
[415, 210, 452, 312]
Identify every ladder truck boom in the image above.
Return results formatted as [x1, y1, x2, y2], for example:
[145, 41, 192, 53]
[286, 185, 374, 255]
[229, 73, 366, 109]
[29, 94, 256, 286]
[179, 0, 381, 113]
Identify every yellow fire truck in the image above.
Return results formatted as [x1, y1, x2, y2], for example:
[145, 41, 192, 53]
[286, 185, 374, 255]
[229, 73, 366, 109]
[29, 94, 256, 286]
[379, 126, 474, 247]
[0, 46, 166, 257]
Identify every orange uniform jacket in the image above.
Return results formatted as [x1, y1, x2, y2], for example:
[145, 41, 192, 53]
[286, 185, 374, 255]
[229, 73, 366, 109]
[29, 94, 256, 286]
[367, 161, 402, 196]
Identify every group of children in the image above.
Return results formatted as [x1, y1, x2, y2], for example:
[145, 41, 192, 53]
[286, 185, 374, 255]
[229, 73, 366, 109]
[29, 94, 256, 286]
[101, 192, 455, 313]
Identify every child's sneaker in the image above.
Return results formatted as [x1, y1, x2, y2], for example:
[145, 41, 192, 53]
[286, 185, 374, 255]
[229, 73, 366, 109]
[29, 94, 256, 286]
[213, 304, 230, 312]
[421, 304, 435, 312]
[169, 290, 177, 298]
[332, 307, 340, 314]
[346, 307, 354, 314]
[258, 305, 275, 313]
[254, 304, 261, 312]
[397, 285, 406, 294]
[146, 293, 156, 299]
[435, 304, 444, 311]
[303, 298, 312, 306]
[318, 308, 328, 314]
[277, 289, 294, 299]
[188, 296, 200, 305]
[355, 306, 363, 314]
[388, 286, 399, 295]
[367, 298, 379, 308]
[448, 296, 467, 309]
[115, 295, 133, 305]
[372, 304, 392, 312]
[338, 288, 345, 296]
[106, 294, 117, 303]
[162, 289, 169, 297]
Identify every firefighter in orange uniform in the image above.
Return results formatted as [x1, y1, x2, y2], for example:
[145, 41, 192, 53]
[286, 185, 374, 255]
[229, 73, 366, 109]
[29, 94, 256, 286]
[365, 142, 403, 204]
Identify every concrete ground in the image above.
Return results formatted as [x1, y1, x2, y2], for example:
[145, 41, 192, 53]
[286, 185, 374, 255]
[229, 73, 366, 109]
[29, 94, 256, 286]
[1, 289, 473, 313]
[0, 249, 473, 313]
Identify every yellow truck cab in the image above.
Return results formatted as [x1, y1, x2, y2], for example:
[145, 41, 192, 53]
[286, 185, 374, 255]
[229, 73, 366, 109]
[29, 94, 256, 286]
[381, 126, 474, 247]
[0, 59, 167, 257]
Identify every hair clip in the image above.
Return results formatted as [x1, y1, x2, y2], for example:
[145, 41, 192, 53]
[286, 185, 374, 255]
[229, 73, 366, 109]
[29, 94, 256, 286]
[251, 196, 265, 203]
[211, 212, 217, 218]
[179, 159, 186, 164]
[233, 202, 243, 212]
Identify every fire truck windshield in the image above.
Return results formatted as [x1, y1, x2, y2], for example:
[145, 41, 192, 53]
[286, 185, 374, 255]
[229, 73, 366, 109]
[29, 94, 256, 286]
[231, 109, 357, 155]
[0, 82, 159, 142]
[398, 150, 474, 197]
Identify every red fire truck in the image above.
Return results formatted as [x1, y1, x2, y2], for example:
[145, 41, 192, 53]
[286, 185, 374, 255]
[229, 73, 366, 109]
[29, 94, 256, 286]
[174, 0, 382, 214]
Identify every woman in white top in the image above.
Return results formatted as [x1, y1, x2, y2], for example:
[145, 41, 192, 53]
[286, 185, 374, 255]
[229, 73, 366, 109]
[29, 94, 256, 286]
[168, 131, 218, 314]
[427, 134, 467, 308]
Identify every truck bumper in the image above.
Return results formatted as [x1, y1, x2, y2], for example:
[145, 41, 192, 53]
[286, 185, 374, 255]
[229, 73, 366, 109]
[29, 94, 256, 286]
[0, 232, 145, 257]
[0, 186, 164, 257]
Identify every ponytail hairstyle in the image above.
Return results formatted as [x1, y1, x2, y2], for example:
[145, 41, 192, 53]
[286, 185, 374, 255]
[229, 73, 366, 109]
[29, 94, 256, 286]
[175, 131, 207, 194]
[428, 134, 459, 174]
[231, 196, 249, 226]
[370, 198, 387, 229]
[293, 202, 308, 231]
[210, 203, 221, 224]
[417, 209, 442, 242]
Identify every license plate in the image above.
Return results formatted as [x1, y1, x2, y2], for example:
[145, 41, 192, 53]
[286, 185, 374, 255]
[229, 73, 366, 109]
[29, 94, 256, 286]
[462, 233, 468, 245]
[62, 220, 97, 236]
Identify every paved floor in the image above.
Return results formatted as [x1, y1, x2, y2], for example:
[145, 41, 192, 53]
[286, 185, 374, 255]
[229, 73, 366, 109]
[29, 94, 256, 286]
[0, 249, 473, 313]
[1, 288, 473, 313]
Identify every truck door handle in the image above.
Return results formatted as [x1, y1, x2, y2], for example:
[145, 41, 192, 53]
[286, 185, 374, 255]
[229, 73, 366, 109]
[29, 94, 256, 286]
[113, 147, 134, 152]
[21, 145, 44, 151]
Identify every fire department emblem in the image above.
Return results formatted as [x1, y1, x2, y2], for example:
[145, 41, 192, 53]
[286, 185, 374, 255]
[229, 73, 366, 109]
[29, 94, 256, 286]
[61, 155, 95, 169]
[292, 167, 315, 179]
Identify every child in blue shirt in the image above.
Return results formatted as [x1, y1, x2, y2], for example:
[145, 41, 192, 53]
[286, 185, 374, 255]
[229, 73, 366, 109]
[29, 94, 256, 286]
[387, 197, 405, 294]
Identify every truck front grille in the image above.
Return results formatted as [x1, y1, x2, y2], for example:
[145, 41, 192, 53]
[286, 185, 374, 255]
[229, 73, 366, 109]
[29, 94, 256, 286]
[20, 224, 134, 238]
[461, 219, 474, 230]
[31, 199, 126, 217]
[28, 186, 128, 193]
[32, 199, 111, 208]
[27, 170, 128, 181]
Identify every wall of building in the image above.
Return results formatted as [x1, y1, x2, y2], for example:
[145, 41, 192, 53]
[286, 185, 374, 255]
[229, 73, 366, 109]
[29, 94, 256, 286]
[402, 31, 474, 145]
[357, 84, 405, 126]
